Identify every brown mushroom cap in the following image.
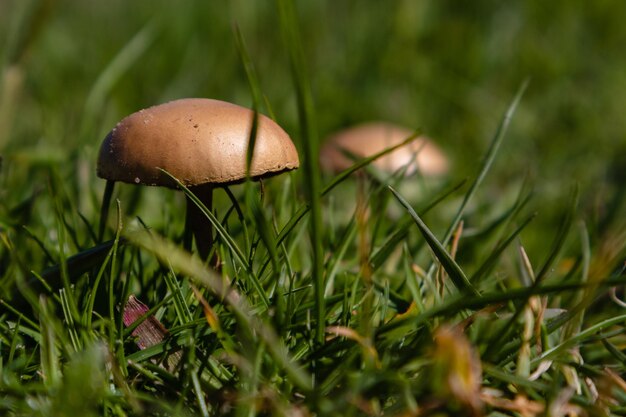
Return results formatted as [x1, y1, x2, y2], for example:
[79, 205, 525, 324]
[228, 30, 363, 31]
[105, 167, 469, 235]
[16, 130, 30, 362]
[320, 122, 448, 176]
[97, 98, 299, 188]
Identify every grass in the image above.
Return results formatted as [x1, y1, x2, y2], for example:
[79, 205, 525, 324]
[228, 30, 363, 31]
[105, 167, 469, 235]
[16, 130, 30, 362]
[1, 0, 626, 416]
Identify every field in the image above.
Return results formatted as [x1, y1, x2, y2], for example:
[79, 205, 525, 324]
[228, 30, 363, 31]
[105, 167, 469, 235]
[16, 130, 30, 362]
[1, 1, 626, 416]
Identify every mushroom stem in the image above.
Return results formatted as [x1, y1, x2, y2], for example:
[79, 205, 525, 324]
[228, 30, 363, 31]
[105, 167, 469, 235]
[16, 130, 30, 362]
[98, 180, 116, 241]
[186, 184, 214, 260]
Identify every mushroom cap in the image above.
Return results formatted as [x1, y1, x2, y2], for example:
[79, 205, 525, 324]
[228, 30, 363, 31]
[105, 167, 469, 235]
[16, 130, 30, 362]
[320, 122, 449, 176]
[97, 98, 299, 188]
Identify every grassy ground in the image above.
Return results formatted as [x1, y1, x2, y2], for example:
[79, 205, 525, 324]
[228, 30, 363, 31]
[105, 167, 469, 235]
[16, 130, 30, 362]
[1, 1, 626, 416]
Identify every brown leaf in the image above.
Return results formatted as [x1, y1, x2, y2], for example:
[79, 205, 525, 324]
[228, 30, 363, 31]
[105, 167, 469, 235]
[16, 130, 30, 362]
[123, 295, 181, 371]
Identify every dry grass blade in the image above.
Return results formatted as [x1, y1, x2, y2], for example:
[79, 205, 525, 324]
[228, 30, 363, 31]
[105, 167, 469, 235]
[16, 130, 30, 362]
[326, 326, 380, 368]
[431, 325, 483, 416]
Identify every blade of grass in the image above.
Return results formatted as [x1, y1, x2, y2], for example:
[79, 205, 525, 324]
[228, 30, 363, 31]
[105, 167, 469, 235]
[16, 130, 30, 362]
[0, 300, 39, 332]
[223, 185, 251, 256]
[402, 243, 426, 315]
[562, 220, 591, 340]
[469, 212, 537, 285]
[246, 186, 280, 282]
[532, 313, 626, 366]
[389, 186, 479, 296]
[425, 80, 529, 279]
[51, 184, 80, 325]
[1, 0, 54, 68]
[601, 339, 626, 365]
[324, 217, 357, 297]
[191, 366, 210, 417]
[232, 24, 262, 174]
[38, 296, 61, 388]
[276, 0, 325, 345]
[109, 201, 131, 377]
[7, 315, 22, 364]
[274, 227, 296, 332]
[535, 185, 580, 284]
[163, 269, 193, 325]
[83, 21, 156, 135]
[0, 0, 54, 151]
[21, 225, 55, 264]
[370, 179, 466, 270]
[58, 288, 81, 351]
[84, 199, 124, 330]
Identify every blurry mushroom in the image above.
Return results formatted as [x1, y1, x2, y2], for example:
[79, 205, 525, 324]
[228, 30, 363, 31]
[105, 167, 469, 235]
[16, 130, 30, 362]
[320, 121, 448, 177]
[97, 98, 299, 259]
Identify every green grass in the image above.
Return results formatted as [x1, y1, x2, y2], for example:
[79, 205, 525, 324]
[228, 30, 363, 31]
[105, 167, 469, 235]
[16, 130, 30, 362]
[2, 1, 626, 416]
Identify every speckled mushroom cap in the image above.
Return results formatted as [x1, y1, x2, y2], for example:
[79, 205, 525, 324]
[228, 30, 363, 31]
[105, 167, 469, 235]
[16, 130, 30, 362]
[97, 98, 299, 188]
[320, 122, 448, 176]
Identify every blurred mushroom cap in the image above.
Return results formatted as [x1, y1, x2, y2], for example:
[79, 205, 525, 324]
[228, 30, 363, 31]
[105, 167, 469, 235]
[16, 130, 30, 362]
[320, 122, 448, 177]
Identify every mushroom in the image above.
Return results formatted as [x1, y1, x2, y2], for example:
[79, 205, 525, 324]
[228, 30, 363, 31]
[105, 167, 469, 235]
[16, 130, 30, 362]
[97, 98, 299, 259]
[320, 121, 448, 177]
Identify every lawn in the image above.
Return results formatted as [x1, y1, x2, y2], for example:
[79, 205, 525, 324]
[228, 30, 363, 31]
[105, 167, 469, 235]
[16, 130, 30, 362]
[1, 1, 625, 416]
